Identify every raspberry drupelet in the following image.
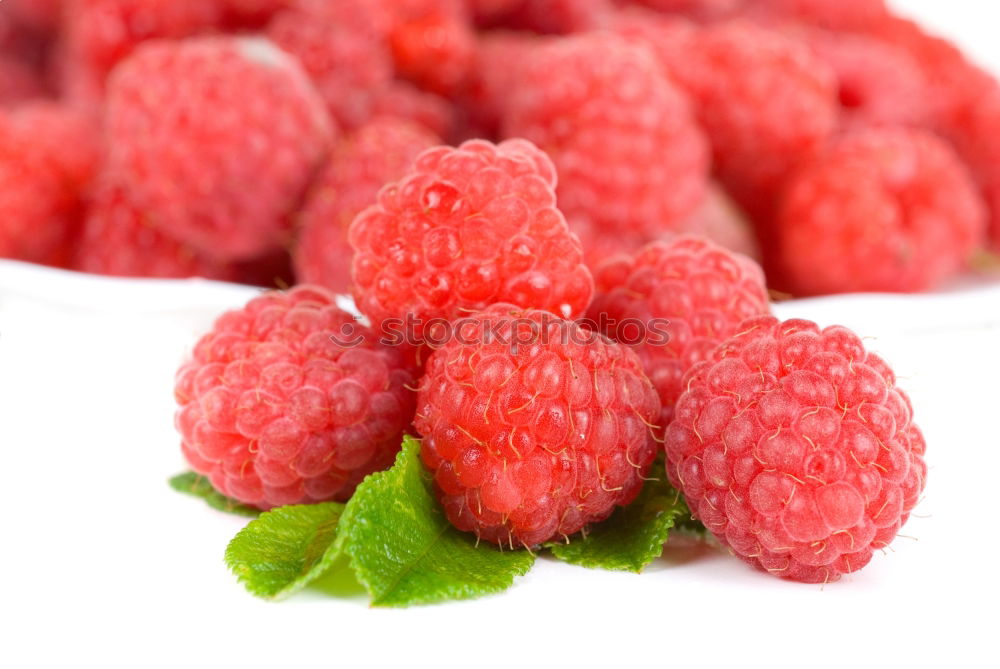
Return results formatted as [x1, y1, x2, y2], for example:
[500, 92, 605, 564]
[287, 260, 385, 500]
[104, 36, 334, 261]
[175, 285, 419, 509]
[503, 33, 709, 246]
[666, 315, 927, 583]
[295, 117, 440, 293]
[776, 128, 985, 295]
[587, 236, 770, 428]
[415, 304, 661, 548]
[349, 138, 594, 345]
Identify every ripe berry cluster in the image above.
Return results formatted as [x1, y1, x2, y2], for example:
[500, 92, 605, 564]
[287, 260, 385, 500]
[1, 0, 967, 583]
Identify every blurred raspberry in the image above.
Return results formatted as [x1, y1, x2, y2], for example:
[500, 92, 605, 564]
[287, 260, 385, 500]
[63, 0, 224, 89]
[388, 0, 476, 96]
[460, 30, 541, 139]
[801, 29, 928, 129]
[295, 117, 440, 293]
[349, 138, 594, 344]
[219, 0, 291, 28]
[874, 17, 1000, 250]
[503, 34, 709, 246]
[588, 236, 770, 426]
[105, 37, 334, 261]
[667, 316, 926, 582]
[776, 128, 986, 295]
[175, 285, 418, 509]
[671, 22, 838, 221]
[76, 180, 238, 280]
[415, 303, 660, 547]
[267, 0, 395, 129]
[0, 103, 99, 266]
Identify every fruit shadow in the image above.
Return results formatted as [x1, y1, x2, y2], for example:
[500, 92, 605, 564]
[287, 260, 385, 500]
[307, 555, 368, 601]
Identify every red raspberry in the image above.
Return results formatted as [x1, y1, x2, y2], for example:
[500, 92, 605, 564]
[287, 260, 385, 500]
[667, 315, 927, 582]
[503, 34, 709, 245]
[295, 117, 440, 293]
[266, 0, 395, 130]
[349, 138, 594, 344]
[460, 30, 541, 139]
[105, 37, 334, 261]
[588, 236, 769, 427]
[388, 0, 476, 96]
[0, 103, 99, 266]
[800, 29, 928, 129]
[776, 128, 986, 295]
[415, 304, 661, 547]
[175, 285, 418, 509]
[219, 0, 292, 28]
[64, 0, 224, 88]
[76, 180, 238, 280]
[665, 22, 838, 224]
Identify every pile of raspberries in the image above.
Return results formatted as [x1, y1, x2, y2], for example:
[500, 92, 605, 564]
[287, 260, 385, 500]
[7, 0, 976, 583]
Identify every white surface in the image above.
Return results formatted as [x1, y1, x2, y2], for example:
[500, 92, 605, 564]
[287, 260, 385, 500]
[5, 2, 1000, 666]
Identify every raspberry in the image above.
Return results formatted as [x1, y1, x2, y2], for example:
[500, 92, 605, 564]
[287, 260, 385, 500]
[666, 315, 927, 582]
[503, 34, 709, 244]
[266, 0, 394, 130]
[0, 103, 99, 266]
[414, 304, 660, 547]
[874, 18, 1000, 250]
[349, 138, 594, 344]
[664, 22, 838, 224]
[175, 285, 418, 509]
[64, 0, 224, 87]
[588, 236, 770, 427]
[219, 0, 291, 28]
[800, 30, 928, 129]
[389, 0, 476, 96]
[105, 37, 334, 261]
[776, 128, 986, 295]
[295, 117, 440, 293]
[76, 180, 238, 280]
[460, 30, 541, 139]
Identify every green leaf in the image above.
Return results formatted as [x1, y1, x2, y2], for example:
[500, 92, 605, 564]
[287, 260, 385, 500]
[169, 471, 259, 517]
[225, 502, 345, 599]
[336, 436, 536, 607]
[548, 472, 690, 573]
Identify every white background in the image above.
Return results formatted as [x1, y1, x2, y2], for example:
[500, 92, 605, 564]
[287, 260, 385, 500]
[3, 2, 999, 667]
